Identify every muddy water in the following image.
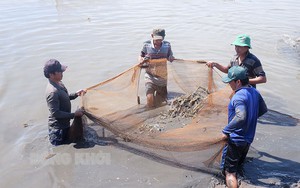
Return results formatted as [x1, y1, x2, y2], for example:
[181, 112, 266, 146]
[0, 0, 299, 187]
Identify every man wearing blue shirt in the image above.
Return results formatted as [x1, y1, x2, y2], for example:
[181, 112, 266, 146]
[220, 66, 267, 188]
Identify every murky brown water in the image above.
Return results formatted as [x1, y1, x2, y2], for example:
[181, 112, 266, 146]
[0, 0, 299, 187]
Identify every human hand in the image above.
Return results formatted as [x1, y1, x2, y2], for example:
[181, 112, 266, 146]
[139, 57, 150, 67]
[206, 61, 217, 68]
[221, 133, 228, 141]
[168, 55, 175, 62]
[74, 108, 84, 117]
[141, 56, 150, 63]
[76, 89, 86, 96]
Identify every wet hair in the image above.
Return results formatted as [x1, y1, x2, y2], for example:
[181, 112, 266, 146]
[43, 59, 64, 78]
[240, 77, 249, 86]
[44, 69, 57, 78]
[44, 71, 50, 78]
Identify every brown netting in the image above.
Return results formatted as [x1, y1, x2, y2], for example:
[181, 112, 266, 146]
[81, 59, 232, 174]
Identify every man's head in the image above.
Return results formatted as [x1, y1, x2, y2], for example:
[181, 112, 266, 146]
[222, 66, 249, 90]
[151, 28, 165, 48]
[152, 28, 165, 40]
[231, 34, 251, 49]
[44, 59, 67, 78]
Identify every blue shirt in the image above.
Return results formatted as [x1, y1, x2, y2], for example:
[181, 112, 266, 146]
[222, 86, 266, 145]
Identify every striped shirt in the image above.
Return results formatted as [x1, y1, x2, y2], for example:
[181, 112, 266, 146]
[229, 52, 266, 87]
[140, 40, 173, 86]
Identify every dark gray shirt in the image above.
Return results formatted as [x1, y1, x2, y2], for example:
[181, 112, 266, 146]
[45, 80, 78, 129]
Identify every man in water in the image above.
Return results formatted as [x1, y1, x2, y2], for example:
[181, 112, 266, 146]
[220, 66, 267, 188]
[138, 28, 175, 107]
[207, 34, 267, 88]
[44, 59, 86, 146]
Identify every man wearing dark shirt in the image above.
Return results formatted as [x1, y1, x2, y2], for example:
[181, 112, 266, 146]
[44, 59, 85, 145]
[207, 34, 267, 88]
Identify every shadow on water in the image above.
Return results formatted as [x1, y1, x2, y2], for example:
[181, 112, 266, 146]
[72, 126, 117, 149]
[243, 151, 300, 187]
[167, 91, 186, 99]
[258, 109, 300, 127]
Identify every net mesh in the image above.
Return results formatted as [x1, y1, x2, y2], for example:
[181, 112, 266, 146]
[81, 59, 232, 174]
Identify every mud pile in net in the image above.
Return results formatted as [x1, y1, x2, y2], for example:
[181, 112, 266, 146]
[167, 86, 209, 118]
[81, 59, 232, 173]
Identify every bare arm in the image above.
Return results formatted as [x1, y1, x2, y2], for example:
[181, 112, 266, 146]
[206, 61, 229, 73]
[249, 75, 267, 85]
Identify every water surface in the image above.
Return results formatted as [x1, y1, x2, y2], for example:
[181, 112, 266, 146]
[0, 0, 299, 187]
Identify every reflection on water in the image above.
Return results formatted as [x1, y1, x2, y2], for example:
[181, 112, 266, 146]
[277, 34, 300, 60]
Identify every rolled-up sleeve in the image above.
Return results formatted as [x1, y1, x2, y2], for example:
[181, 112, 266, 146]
[222, 100, 247, 135]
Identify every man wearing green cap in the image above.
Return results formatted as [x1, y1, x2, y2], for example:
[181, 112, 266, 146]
[207, 34, 267, 88]
[220, 66, 267, 188]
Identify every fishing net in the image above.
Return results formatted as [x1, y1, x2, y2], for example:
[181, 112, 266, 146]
[81, 59, 232, 174]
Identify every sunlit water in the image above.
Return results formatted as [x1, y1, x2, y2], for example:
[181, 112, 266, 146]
[0, 0, 299, 187]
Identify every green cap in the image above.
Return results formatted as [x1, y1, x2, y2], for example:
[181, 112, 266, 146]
[222, 66, 248, 83]
[231, 34, 252, 49]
